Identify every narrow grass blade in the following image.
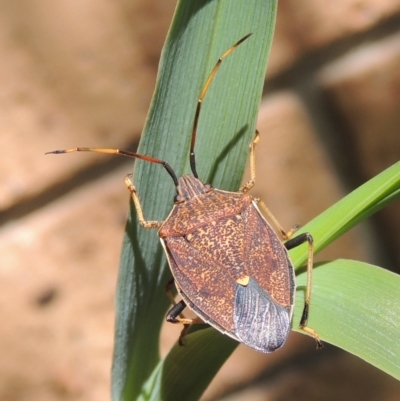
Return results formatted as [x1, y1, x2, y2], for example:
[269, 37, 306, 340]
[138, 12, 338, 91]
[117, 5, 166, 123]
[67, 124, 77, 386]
[290, 161, 400, 267]
[112, 1, 278, 400]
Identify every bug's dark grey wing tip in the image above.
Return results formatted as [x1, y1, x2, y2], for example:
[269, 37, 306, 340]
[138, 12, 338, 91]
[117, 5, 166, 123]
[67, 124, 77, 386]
[233, 278, 291, 353]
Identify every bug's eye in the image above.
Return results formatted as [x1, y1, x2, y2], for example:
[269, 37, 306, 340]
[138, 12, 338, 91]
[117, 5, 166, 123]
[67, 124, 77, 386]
[174, 194, 185, 204]
[204, 183, 213, 192]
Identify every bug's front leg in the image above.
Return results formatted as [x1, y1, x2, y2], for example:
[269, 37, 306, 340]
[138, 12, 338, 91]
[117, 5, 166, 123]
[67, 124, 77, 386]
[124, 174, 164, 229]
[239, 130, 260, 194]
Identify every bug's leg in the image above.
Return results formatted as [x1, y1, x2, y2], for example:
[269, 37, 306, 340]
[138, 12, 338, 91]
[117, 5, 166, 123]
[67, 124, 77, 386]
[165, 278, 191, 331]
[124, 174, 163, 229]
[243, 133, 300, 240]
[165, 278, 204, 346]
[256, 199, 300, 240]
[190, 34, 252, 178]
[165, 279, 189, 346]
[166, 299, 205, 346]
[167, 299, 204, 326]
[239, 130, 260, 194]
[166, 300, 189, 324]
[166, 300, 204, 325]
[285, 233, 323, 349]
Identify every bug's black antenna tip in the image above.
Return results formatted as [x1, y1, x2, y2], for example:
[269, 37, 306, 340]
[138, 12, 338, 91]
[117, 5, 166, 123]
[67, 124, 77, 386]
[45, 150, 65, 155]
[239, 33, 253, 43]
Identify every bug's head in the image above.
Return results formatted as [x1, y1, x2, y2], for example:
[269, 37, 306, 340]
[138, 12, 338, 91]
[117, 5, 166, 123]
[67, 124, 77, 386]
[174, 175, 213, 204]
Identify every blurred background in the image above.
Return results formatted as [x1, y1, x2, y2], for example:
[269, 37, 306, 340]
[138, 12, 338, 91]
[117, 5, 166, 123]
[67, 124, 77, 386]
[0, 0, 399, 400]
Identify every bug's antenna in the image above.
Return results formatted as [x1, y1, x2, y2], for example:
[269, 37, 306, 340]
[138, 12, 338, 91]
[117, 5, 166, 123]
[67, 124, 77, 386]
[45, 148, 180, 187]
[189, 33, 252, 178]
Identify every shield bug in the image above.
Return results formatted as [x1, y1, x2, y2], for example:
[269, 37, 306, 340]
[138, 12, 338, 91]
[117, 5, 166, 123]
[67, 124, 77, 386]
[47, 34, 322, 353]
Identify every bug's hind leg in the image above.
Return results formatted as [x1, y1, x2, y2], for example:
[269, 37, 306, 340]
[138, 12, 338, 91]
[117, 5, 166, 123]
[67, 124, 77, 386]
[285, 233, 322, 349]
[165, 279, 204, 346]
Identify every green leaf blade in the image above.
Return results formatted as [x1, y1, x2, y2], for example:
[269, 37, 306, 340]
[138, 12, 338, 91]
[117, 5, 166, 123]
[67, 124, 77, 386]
[294, 260, 400, 379]
[290, 161, 400, 267]
[112, 1, 278, 400]
[139, 330, 237, 401]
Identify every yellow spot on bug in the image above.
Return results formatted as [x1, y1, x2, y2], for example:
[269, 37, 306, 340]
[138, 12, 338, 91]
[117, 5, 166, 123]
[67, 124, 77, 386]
[236, 275, 250, 286]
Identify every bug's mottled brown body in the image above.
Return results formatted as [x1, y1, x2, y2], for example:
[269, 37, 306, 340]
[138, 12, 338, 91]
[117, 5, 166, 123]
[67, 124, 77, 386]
[47, 34, 322, 353]
[160, 175, 295, 351]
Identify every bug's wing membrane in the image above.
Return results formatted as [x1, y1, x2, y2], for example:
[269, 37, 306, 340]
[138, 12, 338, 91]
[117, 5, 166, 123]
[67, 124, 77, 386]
[234, 278, 291, 352]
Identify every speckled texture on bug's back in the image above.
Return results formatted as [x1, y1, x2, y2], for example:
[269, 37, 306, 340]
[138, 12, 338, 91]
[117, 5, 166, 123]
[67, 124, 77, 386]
[159, 177, 295, 346]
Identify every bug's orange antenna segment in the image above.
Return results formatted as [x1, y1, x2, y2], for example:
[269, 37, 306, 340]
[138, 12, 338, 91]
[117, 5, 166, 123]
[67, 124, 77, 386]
[45, 147, 180, 187]
[189, 33, 252, 178]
